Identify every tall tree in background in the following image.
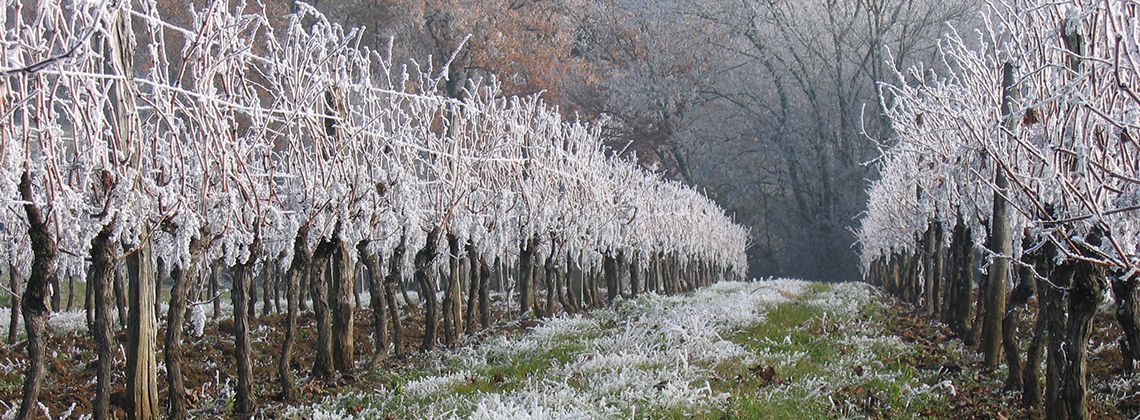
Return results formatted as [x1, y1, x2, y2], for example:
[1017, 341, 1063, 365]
[567, 0, 979, 280]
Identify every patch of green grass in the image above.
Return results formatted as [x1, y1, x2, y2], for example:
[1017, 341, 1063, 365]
[804, 282, 833, 294]
[648, 282, 959, 420]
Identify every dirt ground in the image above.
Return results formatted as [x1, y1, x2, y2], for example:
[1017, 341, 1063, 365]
[0, 293, 1136, 419]
[875, 299, 1129, 420]
[0, 304, 464, 419]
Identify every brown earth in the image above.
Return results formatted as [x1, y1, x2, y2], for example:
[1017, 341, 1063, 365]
[0, 292, 1137, 419]
[875, 299, 1129, 420]
[0, 301, 514, 420]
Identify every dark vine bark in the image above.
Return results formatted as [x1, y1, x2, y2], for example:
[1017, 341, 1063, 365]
[478, 255, 491, 330]
[16, 170, 59, 420]
[464, 243, 480, 333]
[1002, 246, 1035, 391]
[165, 230, 207, 420]
[1113, 271, 1140, 375]
[1044, 262, 1074, 420]
[90, 221, 116, 420]
[126, 231, 159, 420]
[603, 253, 618, 303]
[232, 241, 260, 415]
[385, 236, 406, 356]
[8, 264, 19, 344]
[359, 241, 388, 369]
[442, 234, 461, 344]
[279, 227, 309, 401]
[331, 240, 356, 376]
[309, 239, 337, 381]
[416, 228, 441, 351]
[1061, 232, 1107, 420]
[518, 236, 538, 316]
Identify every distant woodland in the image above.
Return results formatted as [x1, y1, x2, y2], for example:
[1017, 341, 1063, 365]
[235, 0, 982, 281]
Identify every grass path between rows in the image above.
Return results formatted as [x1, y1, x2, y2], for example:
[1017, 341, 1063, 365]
[285, 280, 978, 419]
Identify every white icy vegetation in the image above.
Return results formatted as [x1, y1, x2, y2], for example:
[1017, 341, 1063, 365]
[857, 0, 1140, 274]
[282, 279, 959, 419]
[0, 0, 747, 300]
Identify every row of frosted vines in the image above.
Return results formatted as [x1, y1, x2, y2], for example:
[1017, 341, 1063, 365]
[856, 1, 1140, 419]
[0, 0, 749, 418]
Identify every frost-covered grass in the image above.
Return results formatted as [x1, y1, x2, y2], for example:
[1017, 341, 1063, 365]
[0, 286, 399, 341]
[283, 279, 961, 419]
[0, 308, 90, 338]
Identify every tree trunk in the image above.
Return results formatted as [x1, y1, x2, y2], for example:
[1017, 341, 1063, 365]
[1113, 271, 1140, 375]
[309, 239, 337, 381]
[165, 230, 206, 420]
[442, 234, 460, 345]
[359, 242, 388, 369]
[569, 255, 583, 312]
[67, 273, 76, 312]
[89, 221, 116, 420]
[1002, 254, 1034, 391]
[298, 263, 309, 313]
[86, 263, 95, 330]
[247, 265, 258, 319]
[279, 227, 309, 402]
[50, 270, 61, 313]
[1024, 302, 1046, 409]
[272, 260, 281, 315]
[126, 229, 159, 420]
[967, 247, 987, 348]
[232, 241, 260, 416]
[354, 261, 363, 312]
[8, 265, 19, 344]
[982, 61, 1018, 368]
[1062, 260, 1104, 420]
[115, 263, 129, 328]
[331, 240, 356, 376]
[385, 236, 406, 357]
[922, 222, 937, 316]
[464, 244, 480, 334]
[1023, 234, 1051, 409]
[518, 237, 538, 316]
[556, 260, 574, 314]
[154, 259, 163, 323]
[948, 223, 975, 335]
[604, 253, 618, 303]
[416, 228, 441, 351]
[1044, 262, 1074, 420]
[210, 264, 220, 320]
[542, 254, 555, 317]
[479, 256, 491, 330]
[262, 264, 272, 317]
[630, 254, 641, 296]
[16, 170, 59, 420]
[1062, 232, 1107, 420]
[932, 223, 945, 318]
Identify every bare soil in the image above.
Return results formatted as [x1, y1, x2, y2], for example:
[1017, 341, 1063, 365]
[0, 292, 1135, 419]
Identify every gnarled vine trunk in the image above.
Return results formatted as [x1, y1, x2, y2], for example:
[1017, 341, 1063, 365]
[416, 228, 441, 351]
[232, 241, 260, 415]
[279, 227, 310, 401]
[165, 230, 207, 420]
[309, 239, 337, 381]
[16, 171, 59, 420]
[331, 240, 356, 376]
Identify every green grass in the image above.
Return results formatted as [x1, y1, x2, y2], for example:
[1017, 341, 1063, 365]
[642, 282, 956, 420]
[297, 281, 970, 420]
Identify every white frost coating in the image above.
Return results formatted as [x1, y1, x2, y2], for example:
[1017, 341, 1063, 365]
[286, 279, 921, 419]
[0, 309, 91, 337]
[190, 305, 206, 338]
[3, 0, 747, 295]
[857, 0, 1140, 276]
